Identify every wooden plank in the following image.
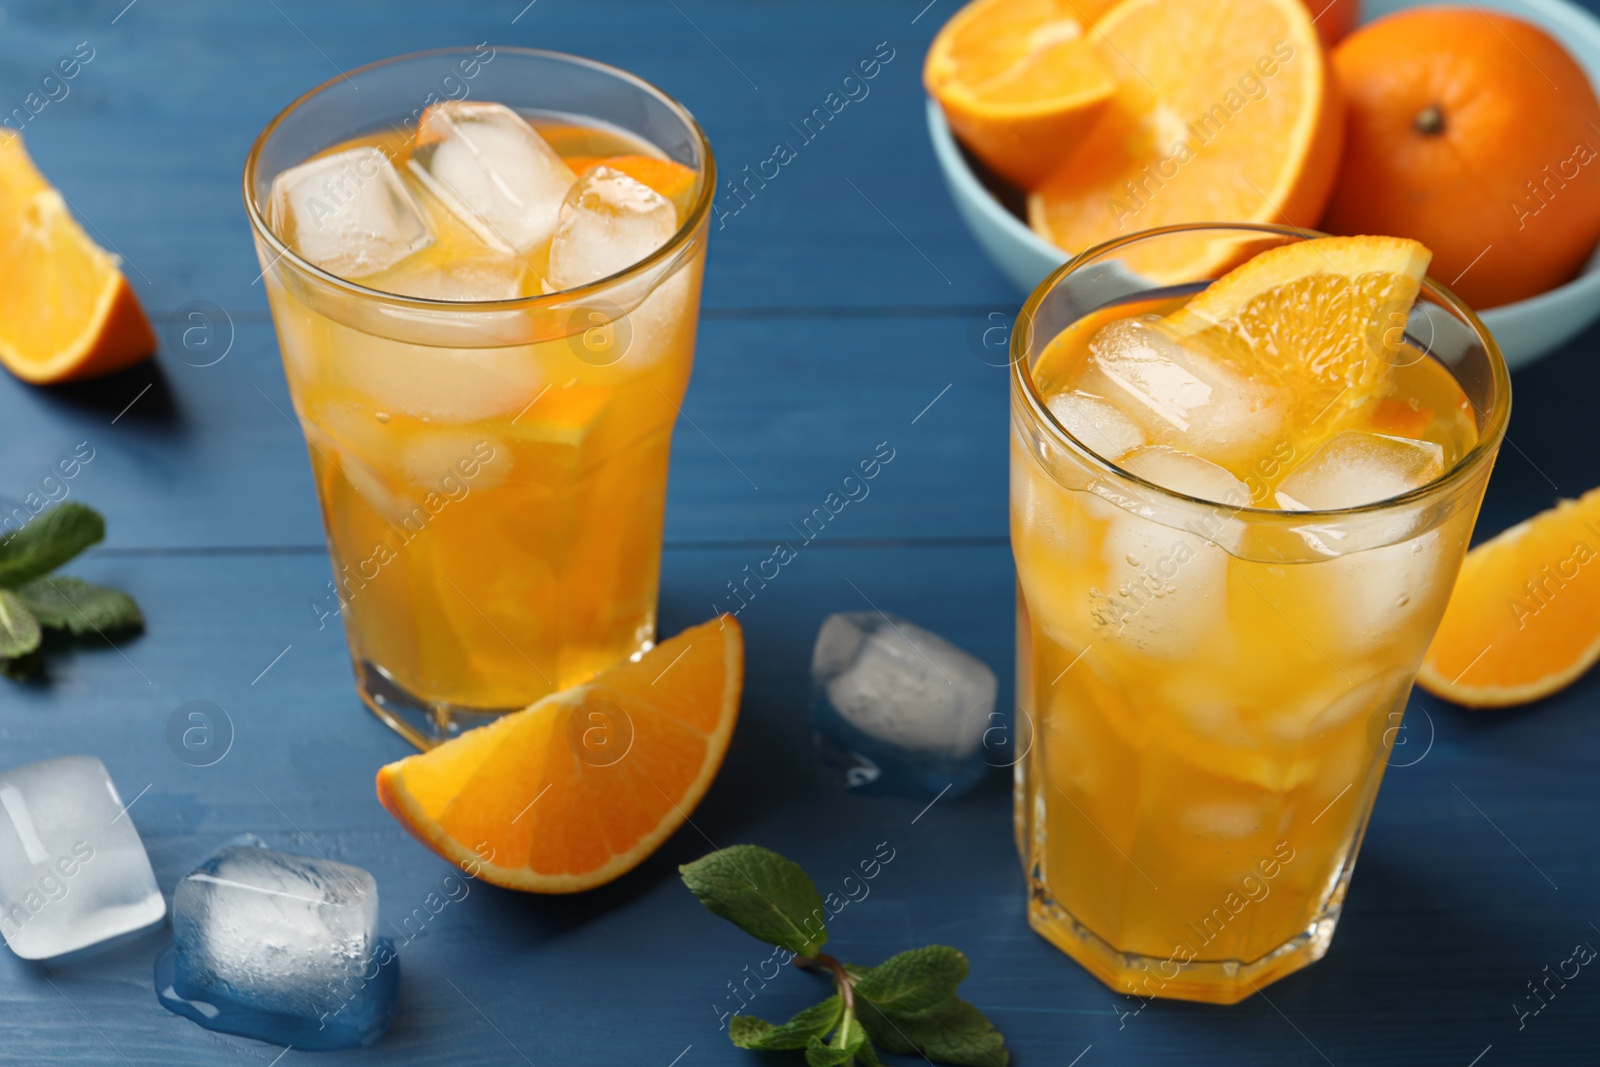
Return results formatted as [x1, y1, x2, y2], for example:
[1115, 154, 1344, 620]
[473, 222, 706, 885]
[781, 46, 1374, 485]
[0, 0, 1020, 315]
[0, 546, 1596, 1064]
[0, 315, 1011, 549]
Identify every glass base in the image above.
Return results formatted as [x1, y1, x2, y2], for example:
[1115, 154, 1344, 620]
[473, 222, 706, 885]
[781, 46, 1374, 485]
[1027, 883, 1340, 1005]
[355, 661, 529, 751]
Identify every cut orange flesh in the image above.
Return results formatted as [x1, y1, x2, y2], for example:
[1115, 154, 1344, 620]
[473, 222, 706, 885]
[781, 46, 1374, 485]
[1167, 234, 1432, 453]
[1027, 0, 1342, 280]
[925, 0, 1119, 188]
[1420, 489, 1600, 707]
[377, 616, 743, 892]
[0, 135, 155, 384]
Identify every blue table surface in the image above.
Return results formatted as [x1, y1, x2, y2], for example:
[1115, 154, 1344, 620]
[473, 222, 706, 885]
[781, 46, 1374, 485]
[1, 1, 1597, 1064]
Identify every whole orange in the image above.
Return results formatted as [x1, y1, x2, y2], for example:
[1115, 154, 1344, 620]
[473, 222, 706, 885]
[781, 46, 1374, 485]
[1323, 8, 1600, 309]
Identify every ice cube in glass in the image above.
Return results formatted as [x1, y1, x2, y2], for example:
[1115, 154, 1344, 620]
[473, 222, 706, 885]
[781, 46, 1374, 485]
[269, 146, 433, 279]
[409, 101, 575, 253]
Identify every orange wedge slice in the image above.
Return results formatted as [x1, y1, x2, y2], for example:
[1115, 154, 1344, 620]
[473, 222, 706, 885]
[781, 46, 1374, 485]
[1419, 488, 1600, 707]
[377, 616, 743, 892]
[0, 135, 155, 384]
[1027, 0, 1342, 280]
[925, 0, 1119, 188]
[566, 154, 697, 218]
[1167, 235, 1431, 452]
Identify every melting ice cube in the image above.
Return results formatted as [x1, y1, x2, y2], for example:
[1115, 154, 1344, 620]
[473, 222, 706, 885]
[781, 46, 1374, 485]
[0, 755, 165, 961]
[269, 146, 433, 279]
[410, 101, 576, 253]
[156, 843, 398, 1050]
[1045, 391, 1145, 462]
[1120, 444, 1252, 506]
[1079, 316, 1283, 470]
[1275, 431, 1446, 511]
[810, 612, 996, 799]
[1096, 446, 1250, 657]
[547, 166, 678, 290]
[376, 249, 527, 302]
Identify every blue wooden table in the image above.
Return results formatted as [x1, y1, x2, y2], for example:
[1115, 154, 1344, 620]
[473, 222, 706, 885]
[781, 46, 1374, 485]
[1, 2, 1597, 1063]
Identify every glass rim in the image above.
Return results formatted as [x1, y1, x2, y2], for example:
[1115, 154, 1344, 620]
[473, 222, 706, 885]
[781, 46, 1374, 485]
[241, 45, 717, 311]
[1010, 221, 1513, 521]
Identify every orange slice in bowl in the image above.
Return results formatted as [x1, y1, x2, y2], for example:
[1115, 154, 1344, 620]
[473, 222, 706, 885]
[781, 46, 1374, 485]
[0, 135, 155, 383]
[925, 0, 1120, 189]
[1419, 489, 1600, 708]
[1027, 0, 1342, 281]
[377, 616, 743, 892]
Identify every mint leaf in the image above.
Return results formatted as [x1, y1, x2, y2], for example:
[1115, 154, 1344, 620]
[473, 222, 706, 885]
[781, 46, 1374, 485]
[853, 945, 969, 1016]
[16, 576, 143, 635]
[0, 504, 104, 588]
[804, 1030, 864, 1067]
[681, 845, 828, 956]
[730, 997, 843, 1051]
[0, 590, 42, 658]
[857, 996, 1007, 1067]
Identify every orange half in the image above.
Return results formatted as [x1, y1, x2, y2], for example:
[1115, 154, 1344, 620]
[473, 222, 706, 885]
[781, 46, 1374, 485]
[0, 135, 155, 384]
[377, 616, 744, 892]
[1419, 488, 1600, 707]
[925, 0, 1119, 188]
[1028, 0, 1342, 280]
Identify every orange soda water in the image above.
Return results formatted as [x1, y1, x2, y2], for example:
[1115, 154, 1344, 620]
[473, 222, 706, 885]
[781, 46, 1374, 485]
[263, 117, 704, 729]
[1012, 294, 1482, 1003]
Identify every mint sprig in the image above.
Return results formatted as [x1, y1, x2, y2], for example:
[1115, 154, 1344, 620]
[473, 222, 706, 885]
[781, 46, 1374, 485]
[681, 845, 1008, 1067]
[0, 503, 142, 678]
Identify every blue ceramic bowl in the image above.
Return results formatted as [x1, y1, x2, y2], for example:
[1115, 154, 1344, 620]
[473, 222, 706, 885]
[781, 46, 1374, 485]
[927, 0, 1600, 370]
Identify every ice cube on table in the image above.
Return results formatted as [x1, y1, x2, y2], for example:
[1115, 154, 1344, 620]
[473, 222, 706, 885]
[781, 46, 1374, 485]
[1275, 431, 1446, 511]
[810, 612, 997, 799]
[155, 844, 398, 1050]
[0, 755, 165, 961]
[1045, 390, 1145, 462]
[1079, 316, 1282, 470]
[410, 101, 576, 253]
[1097, 447, 1250, 657]
[547, 166, 678, 290]
[269, 147, 433, 279]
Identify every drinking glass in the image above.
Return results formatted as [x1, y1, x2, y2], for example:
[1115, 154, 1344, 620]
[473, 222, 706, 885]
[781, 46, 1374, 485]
[1010, 223, 1510, 1002]
[244, 47, 714, 748]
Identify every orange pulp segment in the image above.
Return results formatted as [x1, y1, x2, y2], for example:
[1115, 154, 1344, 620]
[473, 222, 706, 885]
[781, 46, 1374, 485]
[377, 616, 743, 892]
